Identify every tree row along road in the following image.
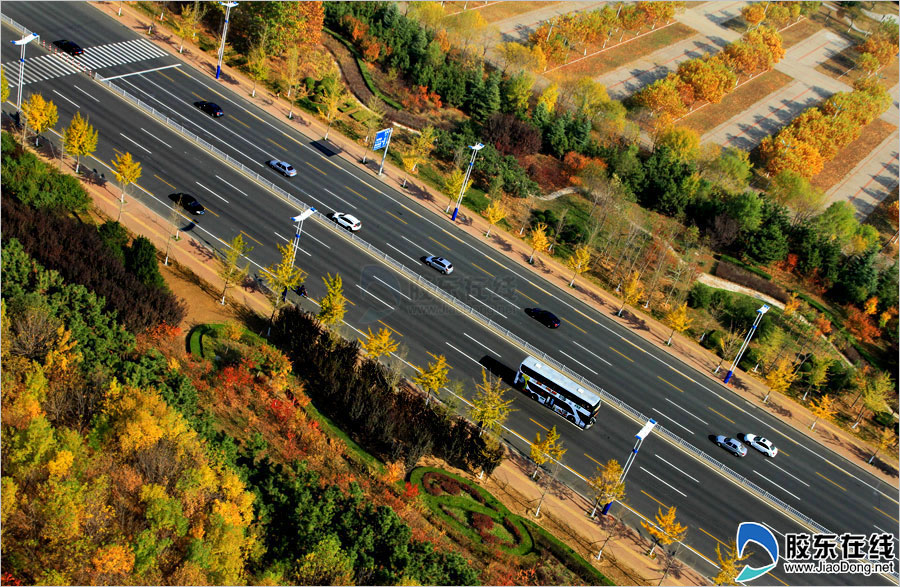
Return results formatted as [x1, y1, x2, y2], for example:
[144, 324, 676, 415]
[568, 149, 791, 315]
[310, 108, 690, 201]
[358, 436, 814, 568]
[0, 3, 896, 584]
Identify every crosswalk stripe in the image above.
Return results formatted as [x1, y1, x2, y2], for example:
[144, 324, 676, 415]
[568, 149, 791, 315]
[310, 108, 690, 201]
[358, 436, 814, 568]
[2, 38, 170, 87]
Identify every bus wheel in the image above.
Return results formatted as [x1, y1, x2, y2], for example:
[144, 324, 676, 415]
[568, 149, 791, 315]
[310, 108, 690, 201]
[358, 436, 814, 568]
[530, 393, 540, 402]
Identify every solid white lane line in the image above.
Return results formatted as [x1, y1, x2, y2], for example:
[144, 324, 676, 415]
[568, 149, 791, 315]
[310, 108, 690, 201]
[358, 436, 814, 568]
[570, 340, 613, 366]
[385, 242, 421, 265]
[391, 352, 417, 371]
[651, 408, 694, 436]
[559, 350, 598, 375]
[100, 62, 182, 80]
[72, 84, 100, 102]
[354, 284, 394, 309]
[639, 467, 687, 497]
[469, 294, 506, 317]
[654, 453, 700, 482]
[214, 174, 249, 197]
[664, 397, 709, 425]
[400, 235, 420, 249]
[445, 342, 482, 367]
[485, 287, 519, 308]
[754, 470, 802, 502]
[195, 181, 228, 203]
[298, 231, 330, 249]
[141, 127, 173, 149]
[765, 459, 810, 487]
[272, 231, 311, 256]
[463, 332, 501, 358]
[119, 132, 152, 154]
[323, 187, 357, 210]
[372, 275, 411, 301]
[872, 526, 899, 542]
[52, 89, 79, 109]
[297, 188, 327, 208]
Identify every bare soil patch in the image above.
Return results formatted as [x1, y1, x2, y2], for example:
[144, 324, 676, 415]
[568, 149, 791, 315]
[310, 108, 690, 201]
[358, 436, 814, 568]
[816, 45, 900, 88]
[682, 69, 794, 137]
[779, 17, 824, 49]
[811, 118, 898, 191]
[544, 22, 696, 84]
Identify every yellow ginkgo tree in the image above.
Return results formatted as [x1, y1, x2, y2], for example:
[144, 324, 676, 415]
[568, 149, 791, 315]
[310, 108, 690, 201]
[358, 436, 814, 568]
[21, 92, 58, 146]
[529, 222, 549, 264]
[484, 198, 506, 238]
[112, 151, 142, 221]
[664, 302, 693, 346]
[63, 111, 98, 173]
[414, 354, 450, 405]
[566, 245, 591, 287]
[642, 506, 687, 558]
[362, 327, 398, 359]
[318, 273, 346, 327]
[617, 271, 644, 317]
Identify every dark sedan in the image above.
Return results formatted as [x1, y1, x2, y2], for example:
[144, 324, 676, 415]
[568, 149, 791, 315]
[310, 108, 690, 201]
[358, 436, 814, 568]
[169, 193, 205, 215]
[194, 101, 224, 117]
[525, 308, 560, 328]
[53, 40, 84, 56]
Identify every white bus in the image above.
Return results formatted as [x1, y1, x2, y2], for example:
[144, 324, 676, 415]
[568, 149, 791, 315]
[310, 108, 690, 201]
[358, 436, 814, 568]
[513, 356, 602, 429]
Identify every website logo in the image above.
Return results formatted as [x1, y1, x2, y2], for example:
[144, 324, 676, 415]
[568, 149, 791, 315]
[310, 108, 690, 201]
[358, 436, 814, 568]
[736, 522, 780, 582]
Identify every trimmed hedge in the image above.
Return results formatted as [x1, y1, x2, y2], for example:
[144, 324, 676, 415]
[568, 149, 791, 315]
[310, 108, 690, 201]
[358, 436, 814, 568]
[715, 260, 789, 303]
[523, 519, 615, 586]
[720, 254, 772, 280]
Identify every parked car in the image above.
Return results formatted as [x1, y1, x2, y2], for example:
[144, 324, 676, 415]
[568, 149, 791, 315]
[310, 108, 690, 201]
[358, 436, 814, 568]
[740, 434, 778, 457]
[168, 192, 205, 215]
[328, 212, 361, 232]
[525, 308, 560, 328]
[53, 40, 84, 56]
[267, 160, 297, 177]
[715, 435, 748, 457]
[194, 101, 223, 117]
[424, 255, 453, 275]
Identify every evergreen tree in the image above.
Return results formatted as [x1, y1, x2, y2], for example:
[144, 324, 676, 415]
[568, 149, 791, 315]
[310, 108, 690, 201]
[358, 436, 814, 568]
[546, 115, 570, 158]
[125, 237, 166, 290]
[531, 101, 552, 135]
[566, 115, 591, 153]
[471, 72, 501, 123]
[833, 249, 879, 305]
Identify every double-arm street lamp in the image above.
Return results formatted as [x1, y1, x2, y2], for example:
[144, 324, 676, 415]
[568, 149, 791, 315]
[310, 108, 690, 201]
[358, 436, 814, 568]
[281, 207, 316, 301]
[447, 142, 484, 222]
[215, 1, 238, 80]
[11, 32, 39, 112]
[723, 304, 769, 384]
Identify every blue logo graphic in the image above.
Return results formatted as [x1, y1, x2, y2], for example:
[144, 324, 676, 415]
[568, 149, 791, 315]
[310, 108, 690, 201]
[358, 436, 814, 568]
[736, 522, 779, 582]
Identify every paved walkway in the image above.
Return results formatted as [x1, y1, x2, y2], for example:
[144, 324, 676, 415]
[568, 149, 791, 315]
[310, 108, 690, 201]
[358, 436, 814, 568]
[826, 126, 900, 219]
[492, 1, 607, 43]
[79, 2, 900, 582]
[674, 0, 745, 45]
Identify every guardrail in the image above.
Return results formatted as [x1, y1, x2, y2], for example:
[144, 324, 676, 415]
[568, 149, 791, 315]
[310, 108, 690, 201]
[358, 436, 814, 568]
[87, 63, 894, 580]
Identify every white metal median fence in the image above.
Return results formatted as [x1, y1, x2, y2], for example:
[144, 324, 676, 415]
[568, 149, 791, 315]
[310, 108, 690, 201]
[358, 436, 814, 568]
[11, 27, 881, 575]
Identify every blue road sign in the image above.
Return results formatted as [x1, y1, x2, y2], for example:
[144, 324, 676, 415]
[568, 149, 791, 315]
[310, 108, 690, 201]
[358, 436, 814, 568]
[373, 127, 392, 151]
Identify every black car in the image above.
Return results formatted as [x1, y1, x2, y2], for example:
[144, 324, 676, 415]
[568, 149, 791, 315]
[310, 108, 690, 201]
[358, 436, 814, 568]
[169, 193, 205, 215]
[525, 308, 560, 328]
[194, 101, 224, 117]
[53, 40, 84, 56]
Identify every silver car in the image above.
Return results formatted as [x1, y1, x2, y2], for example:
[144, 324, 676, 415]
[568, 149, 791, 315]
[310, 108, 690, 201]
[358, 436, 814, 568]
[715, 435, 747, 457]
[424, 256, 453, 274]
[740, 434, 778, 457]
[268, 160, 297, 177]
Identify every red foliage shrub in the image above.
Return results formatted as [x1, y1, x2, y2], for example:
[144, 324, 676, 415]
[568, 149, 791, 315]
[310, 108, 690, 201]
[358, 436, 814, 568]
[522, 154, 570, 193]
[471, 512, 495, 532]
[482, 113, 542, 156]
[481, 532, 500, 546]
[441, 477, 462, 496]
[465, 485, 485, 504]
[844, 305, 880, 344]
[403, 481, 420, 499]
[402, 85, 443, 113]
[361, 37, 381, 62]
[504, 516, 522, 542]
[423, 472, 443, 495]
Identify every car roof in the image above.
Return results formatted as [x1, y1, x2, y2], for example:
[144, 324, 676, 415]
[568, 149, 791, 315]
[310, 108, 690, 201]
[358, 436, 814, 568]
[343, 214, 360, 222]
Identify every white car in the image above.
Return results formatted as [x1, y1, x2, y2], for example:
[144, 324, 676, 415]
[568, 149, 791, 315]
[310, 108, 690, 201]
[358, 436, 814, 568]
[268, 159, 297, 177]
[740, 434, 778, 457]
[424, 255, 453, 274]
[329, 212, 361, 232]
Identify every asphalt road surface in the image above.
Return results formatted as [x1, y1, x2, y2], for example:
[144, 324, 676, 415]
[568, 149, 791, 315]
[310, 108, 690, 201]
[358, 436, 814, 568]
[2, 3, 897, 584]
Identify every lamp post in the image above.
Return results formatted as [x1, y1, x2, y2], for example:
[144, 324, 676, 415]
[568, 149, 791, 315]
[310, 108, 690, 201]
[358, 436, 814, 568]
[215, 1, 238, 80]
[11, 33, 38, 112]
[448, 142, 483, 222]
[598, 418, 656, 517]
[282, 207, 316, 301]
[723, 304, 769, 385]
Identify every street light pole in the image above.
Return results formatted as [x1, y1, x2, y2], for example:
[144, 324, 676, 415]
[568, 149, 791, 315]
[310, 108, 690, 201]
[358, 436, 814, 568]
[597, 418, 656, 517]
[11, 33, 38, 112]
[448, 143, 483, 222]
[283, 207, 316, 301]
[723, 304, 769, 385]
[215, 1, 238, 80]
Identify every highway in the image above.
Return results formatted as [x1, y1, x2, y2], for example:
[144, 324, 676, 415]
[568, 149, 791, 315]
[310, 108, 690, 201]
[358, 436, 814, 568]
[1, 3, 897, 584]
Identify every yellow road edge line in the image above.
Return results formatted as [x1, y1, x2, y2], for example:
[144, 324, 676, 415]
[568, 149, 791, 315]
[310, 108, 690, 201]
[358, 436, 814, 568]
[471, 262, 494, 278]
[622, 337, 647, 353]
[386, 211, 408, 225]
[154, 174, 176, 190]
[266, 137, 287, 151]
[561, 317, 587, 335]
[239, 230, 265, 248]
[769, 572, 789, 586]
[874, 506, 899, 523]
[377, 320, 403, 337]
[640, 490, 668, 510]
[515, 289, 538, 305]
[584, 453, 605, 468]
[608, 346, 634, 363]
[347, 186, 368, 200]
[698, 527, 729, 549]
[658, 376, 684, 393]
[229, 115, 251, 130]
[156, 71, 175, 83]
[530, 418, 549, 432]
[428, 236, 452, 251]
[815, 471, 846, 492]
[707, 406, 735, 424]
[305, 161, 326, 175]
